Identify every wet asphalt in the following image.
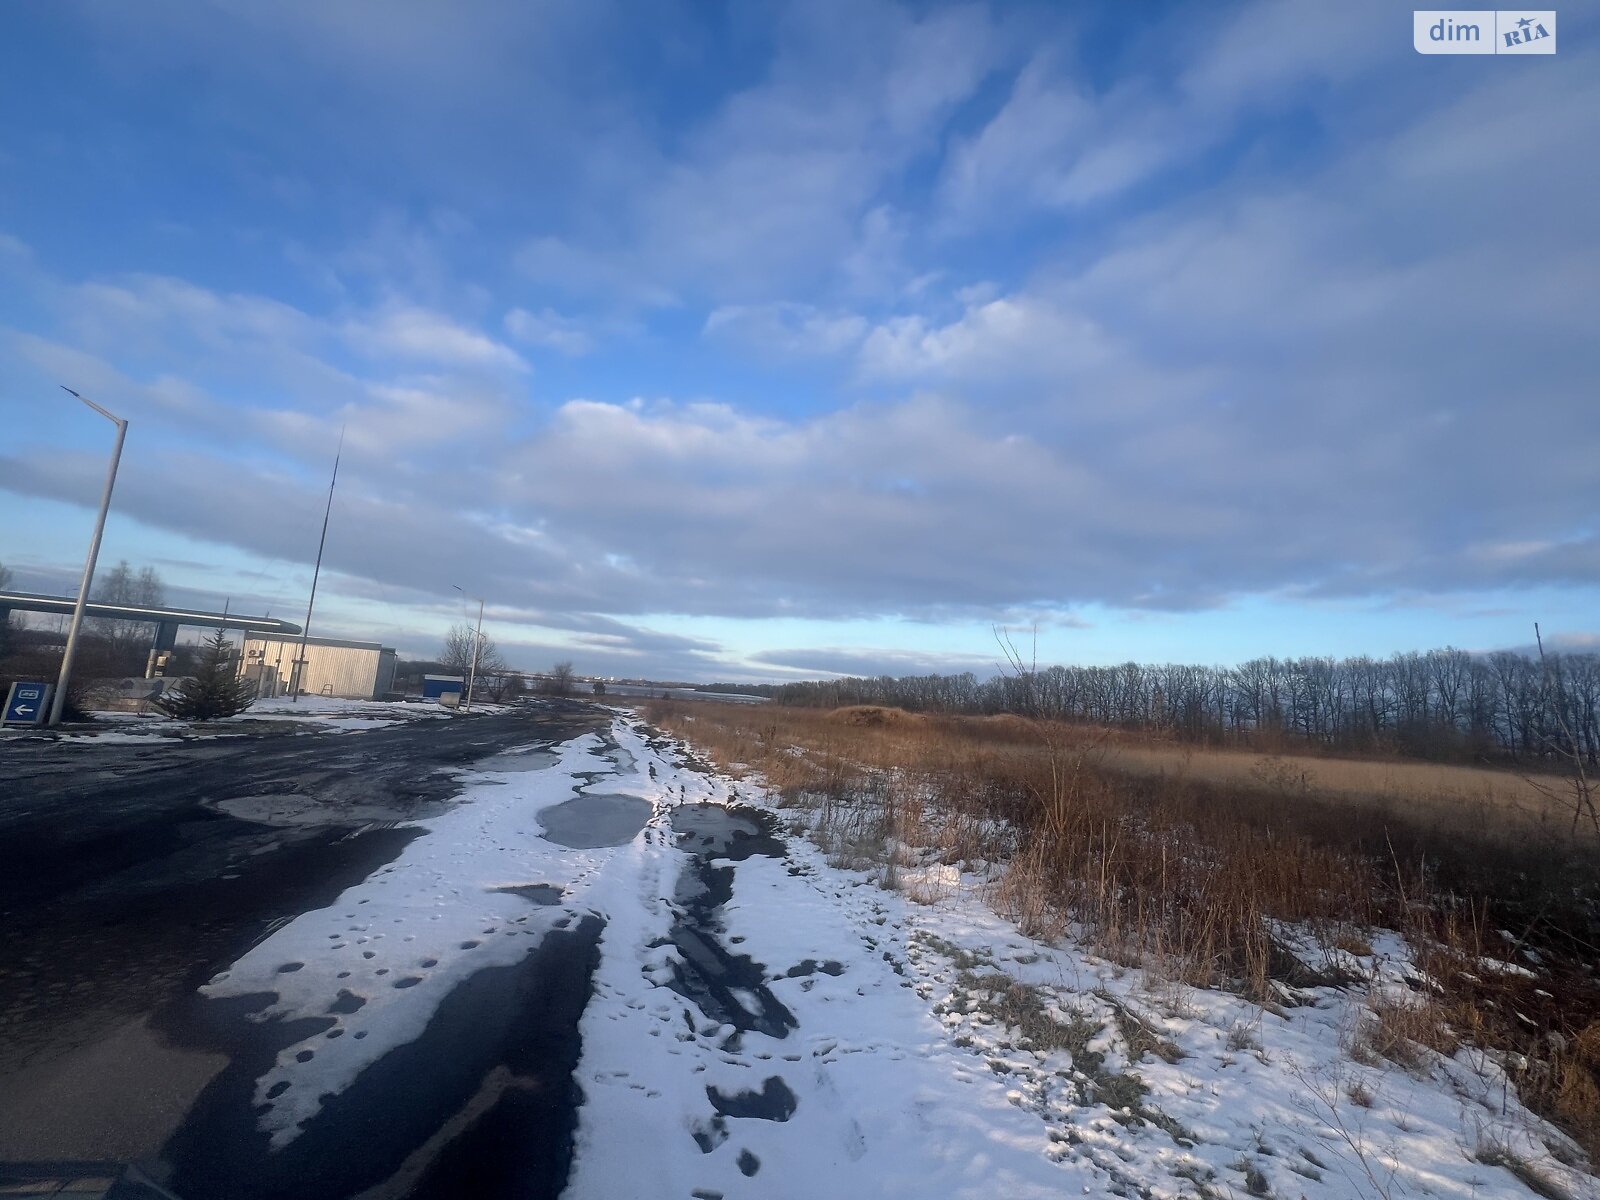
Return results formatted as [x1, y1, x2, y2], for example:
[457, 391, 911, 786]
[0, 700, 607, 1198]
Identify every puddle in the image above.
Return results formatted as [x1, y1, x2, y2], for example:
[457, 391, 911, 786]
[489, 883, 563, 905]
[538, 793, 652, 849]
[600, 741, 638, 775]
[474, 747, 561, 773]
[670, 804, 785, 861]
[212, 794, 438, 828]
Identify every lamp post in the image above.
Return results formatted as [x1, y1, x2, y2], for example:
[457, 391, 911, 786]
[49, 387, 128, 727]
[452, 585, 484, 712]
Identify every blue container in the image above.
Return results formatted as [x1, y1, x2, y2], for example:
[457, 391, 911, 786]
[422, 675, 465, 701]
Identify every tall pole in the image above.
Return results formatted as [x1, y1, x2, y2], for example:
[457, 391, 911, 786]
[293, 428, 343, 702]
[49, 388, 127, 727]
[453, 585, 484, 712]
[468, 596, 484, 712]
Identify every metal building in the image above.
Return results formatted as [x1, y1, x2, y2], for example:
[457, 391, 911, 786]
[238, 633, 398, 700]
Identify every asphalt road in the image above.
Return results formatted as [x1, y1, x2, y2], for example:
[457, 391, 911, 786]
[0, 700, 607, 1199]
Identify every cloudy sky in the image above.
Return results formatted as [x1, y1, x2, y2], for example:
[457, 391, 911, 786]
[2, 1, 1597, 681]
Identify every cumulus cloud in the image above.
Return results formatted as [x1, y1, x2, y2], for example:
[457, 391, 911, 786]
[7, 1, 1599, 678]
[513, 2, 1005, 305]
[504, 307, 597, 356]
[752, 647, 1004, 678]
[856, 297, 1113, 383]
[936, 0, 1404, 226]
[341, 306, 526, 372]
[704, 304, 868, 359]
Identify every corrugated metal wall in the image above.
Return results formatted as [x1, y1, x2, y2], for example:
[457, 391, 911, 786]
[240, 637, 384, 699]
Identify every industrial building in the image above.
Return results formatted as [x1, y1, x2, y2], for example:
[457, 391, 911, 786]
[238, 632, 398, 701]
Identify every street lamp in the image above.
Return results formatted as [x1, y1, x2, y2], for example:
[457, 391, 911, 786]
[452, 585, 484, 712]
[49, 387, 128, 727]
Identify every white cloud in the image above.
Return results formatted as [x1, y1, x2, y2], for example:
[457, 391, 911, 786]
[704, 303, 868, 359]
[7, 0, 1599, 675]
[514, 3, 1004, 304]
[342, 306, 526, 372]
[504, 307, 597, 356]
[856, 297, 1111, 383]
[936, 0, 1404, 227]
[515, 237, 679, 309]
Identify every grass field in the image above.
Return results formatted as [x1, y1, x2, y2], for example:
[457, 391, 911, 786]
[1083, 736, 1590, 845]
[641, 699, 1600, 1165]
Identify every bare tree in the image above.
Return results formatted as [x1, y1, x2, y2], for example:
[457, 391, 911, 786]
[1531, 623, 1599, 835]
[441, 621, 507, 680]
[547, 660, 575, 697]
[89, 561, 165, 674]
[476, 670, 527, 704]
[769, 642, 1600, 770]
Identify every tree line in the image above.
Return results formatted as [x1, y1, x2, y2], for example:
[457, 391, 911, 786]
[770, 647, 1600, 766]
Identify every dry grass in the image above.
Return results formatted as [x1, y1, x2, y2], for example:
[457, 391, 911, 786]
[640, 699, 1600, 1163]
[1094, 741, 1584, 849]
[1353, 997, 1461, 1071]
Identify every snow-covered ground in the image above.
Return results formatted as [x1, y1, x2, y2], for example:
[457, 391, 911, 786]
[39, 695, 486, 742]
[194, 714, 1593, 1199]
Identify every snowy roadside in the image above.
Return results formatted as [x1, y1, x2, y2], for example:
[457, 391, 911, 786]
[591, 719, 1594, 1200]
[25, 695, 497, 743]
[198, 728, 635, 1147]
[173, 712, 1591, 1198]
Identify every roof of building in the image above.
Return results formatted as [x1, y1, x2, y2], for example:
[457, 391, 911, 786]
[241, 632, 393, 653]
[0, 590, 301, 635]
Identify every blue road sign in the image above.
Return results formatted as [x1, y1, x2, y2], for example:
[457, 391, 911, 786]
[3, 681, 51, 725]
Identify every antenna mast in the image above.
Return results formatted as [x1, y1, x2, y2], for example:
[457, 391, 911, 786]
[292, 427, 344, 702]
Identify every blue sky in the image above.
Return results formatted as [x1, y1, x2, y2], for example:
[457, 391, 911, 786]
[2, 1, 1597, 681]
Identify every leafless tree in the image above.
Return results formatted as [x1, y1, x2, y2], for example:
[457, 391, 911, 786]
[1530, 623, 1599, 835]
[770, 643, 1600, 770]
[89, 561, 165, 674]
[479, 671, 524, 704]
[441, 621, 507, 681]
[546, 660, 575, 696]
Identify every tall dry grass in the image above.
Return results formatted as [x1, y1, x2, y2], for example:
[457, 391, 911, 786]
[642, 699, 1600, 1164]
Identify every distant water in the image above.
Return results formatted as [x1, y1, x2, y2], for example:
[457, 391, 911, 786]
[594, 684, 768, 704]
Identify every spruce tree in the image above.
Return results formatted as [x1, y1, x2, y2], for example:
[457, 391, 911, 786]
[155, 630, 258, 720]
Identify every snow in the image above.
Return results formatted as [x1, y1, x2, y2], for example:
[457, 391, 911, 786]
[55, 695, 481, 741]
[570, 825, 1093, 1199]
[200, 728, 647, 1147]
[190, 714, 1593, 1198]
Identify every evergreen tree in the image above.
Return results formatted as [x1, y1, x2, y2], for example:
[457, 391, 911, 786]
[155, 630, 257, 720]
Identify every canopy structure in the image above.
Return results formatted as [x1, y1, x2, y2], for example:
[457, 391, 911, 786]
[0, 590, 301, 676]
